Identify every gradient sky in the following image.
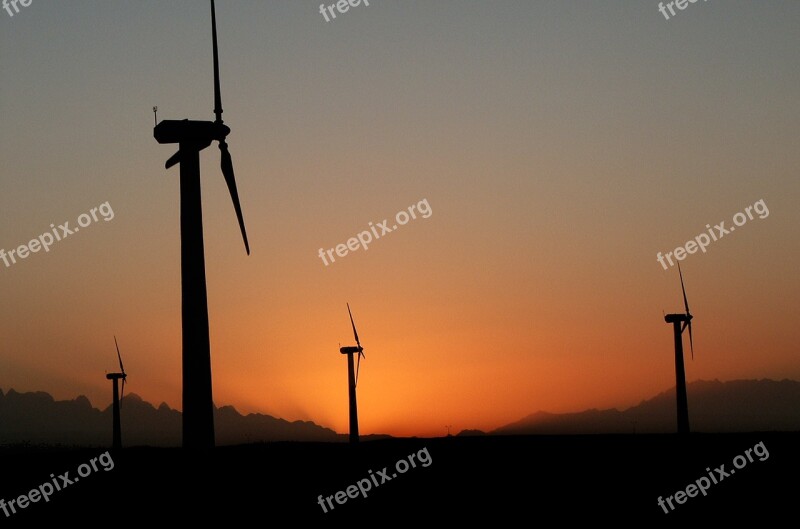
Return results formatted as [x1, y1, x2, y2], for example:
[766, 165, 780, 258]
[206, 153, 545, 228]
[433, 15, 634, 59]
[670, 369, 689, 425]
[1, 1, 798, 438]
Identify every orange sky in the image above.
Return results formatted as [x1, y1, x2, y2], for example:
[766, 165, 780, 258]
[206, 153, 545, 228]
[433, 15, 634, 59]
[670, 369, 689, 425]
[1, 1, 799, 438]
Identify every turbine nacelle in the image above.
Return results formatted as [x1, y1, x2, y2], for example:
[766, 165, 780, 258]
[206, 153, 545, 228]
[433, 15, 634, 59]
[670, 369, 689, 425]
[664, 313, 692, 323]
[153, 119, 249, 255]
[154, 119, 230, 149]
[340, 346, 363, 355]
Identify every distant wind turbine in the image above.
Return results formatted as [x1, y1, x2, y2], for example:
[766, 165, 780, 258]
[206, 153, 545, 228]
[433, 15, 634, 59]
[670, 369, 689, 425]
[339, 303, 367, 444]
[106, 336, 127, 450]
[664, 263, 694, 435]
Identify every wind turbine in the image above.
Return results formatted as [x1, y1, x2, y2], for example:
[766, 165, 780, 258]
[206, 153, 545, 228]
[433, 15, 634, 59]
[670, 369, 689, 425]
[153, 0, 250, 450]
[664, 263, 694, 435]
[339, 303, 366, 444]
[106, 336, 127, 450]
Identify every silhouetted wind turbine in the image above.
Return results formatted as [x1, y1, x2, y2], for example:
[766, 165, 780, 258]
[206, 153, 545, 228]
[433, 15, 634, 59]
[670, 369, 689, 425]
[664, 263, 694, 435]
[106, 336, 127, 450]
[339, 303, 366, 444]
[154, 0, 250, 450]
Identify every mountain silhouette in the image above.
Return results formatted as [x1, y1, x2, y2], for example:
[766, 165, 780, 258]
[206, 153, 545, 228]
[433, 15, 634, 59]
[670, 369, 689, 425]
[456, 429, 487, 437]
[5, 379, 797, 446]
[0, 388, 344, 447]
[492, 379, 800, 435]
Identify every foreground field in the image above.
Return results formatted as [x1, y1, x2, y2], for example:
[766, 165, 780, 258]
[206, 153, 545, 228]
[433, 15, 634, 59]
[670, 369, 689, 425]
[1, 432, 795, 523]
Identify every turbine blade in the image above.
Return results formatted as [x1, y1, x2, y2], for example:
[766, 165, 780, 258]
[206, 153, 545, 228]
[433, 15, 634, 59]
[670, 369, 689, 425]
[688, 321, 694, 360]
[358, 347, 365, 385]
[355, 351, 366, 386]
[211, 0, 223, 124]
[355, 351, 361, 387]
[347, 303, 361, 349]
[114, 336, 125, 374]
[165, 150, 181, 169]
[219, 141, 250, 255]
[678, 262, 690, 315]
[120, 377, 125, 411]
[211, 1, 248, 255]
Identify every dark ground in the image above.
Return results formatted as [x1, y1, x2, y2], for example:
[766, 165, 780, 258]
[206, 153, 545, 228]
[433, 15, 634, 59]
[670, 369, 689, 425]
[1, 432, 796, 524]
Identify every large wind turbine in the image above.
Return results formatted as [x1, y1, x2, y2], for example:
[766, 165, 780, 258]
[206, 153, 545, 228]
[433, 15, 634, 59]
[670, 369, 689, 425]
[154, 0, 250, 449]
[106, 336, 127, 450]
[339, 303, 366, 444]
[664, 263, 694, 435]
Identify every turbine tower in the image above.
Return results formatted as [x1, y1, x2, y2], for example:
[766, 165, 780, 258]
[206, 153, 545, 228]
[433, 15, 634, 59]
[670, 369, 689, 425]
[154, 0, 250, 450]
[106, 336, 127, 450]
[340, 303, 366, 444]
[664, 263, 694, 435]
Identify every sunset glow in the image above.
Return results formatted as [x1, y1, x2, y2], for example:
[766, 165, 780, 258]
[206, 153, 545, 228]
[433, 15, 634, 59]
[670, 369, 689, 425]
[1, 1, 798, 440]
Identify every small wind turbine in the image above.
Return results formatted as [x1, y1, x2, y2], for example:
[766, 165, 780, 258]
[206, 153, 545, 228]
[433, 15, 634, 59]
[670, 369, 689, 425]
[153, 0, 250, 449]
[664, 263, 694, 435]
[106, 336, 127, 450]
[339, 303, 366, 444]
